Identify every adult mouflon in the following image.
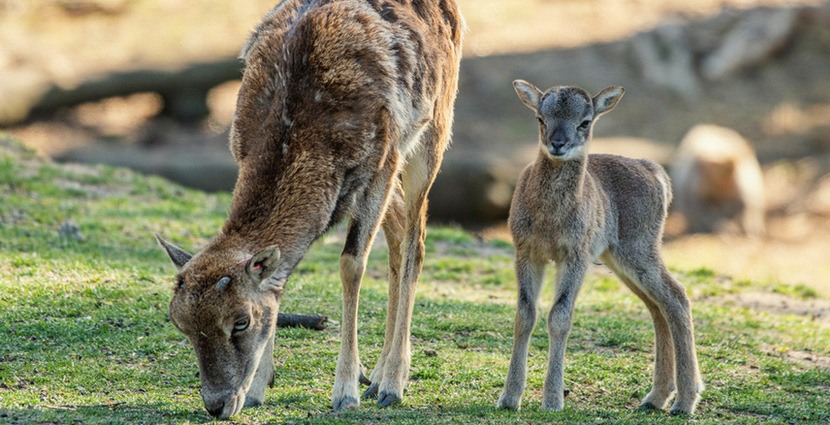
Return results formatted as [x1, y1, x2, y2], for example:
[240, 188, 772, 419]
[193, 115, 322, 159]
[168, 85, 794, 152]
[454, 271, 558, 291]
[497, 80, 703, 414]
[156, 0, 463, 419]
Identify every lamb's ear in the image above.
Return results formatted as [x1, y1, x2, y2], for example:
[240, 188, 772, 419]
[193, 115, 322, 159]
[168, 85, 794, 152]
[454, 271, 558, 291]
[155, 234, 192, 270]
[246, 245, 281, 286]
[513, 79, 543, 112]
[593, 86, 625, 117]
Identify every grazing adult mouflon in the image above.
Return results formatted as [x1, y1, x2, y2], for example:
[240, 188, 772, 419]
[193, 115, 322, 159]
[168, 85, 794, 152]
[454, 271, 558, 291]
[497, 81, 703, 415]
[156, 0, 463, 419]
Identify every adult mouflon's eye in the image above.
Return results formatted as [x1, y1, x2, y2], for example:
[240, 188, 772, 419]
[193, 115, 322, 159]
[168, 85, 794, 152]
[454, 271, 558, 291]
[232, 317, 250, 334]
[536, 117, 545, 127]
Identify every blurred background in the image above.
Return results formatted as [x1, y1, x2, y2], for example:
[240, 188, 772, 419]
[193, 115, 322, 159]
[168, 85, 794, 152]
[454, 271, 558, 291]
[1, 0, 829, 295]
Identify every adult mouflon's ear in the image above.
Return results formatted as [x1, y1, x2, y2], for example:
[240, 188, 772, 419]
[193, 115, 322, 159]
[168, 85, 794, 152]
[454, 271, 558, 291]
[246, 245, 281, 286]
[513, 79, 543, 112]
[593, 86, 625, 117]
[155, 234, 192, 270]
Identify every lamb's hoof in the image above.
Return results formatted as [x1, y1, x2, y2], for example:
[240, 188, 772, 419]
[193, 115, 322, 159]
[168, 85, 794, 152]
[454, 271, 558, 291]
[332, 396, 359, 412]
[377, 390, 402, 408]
[638, 401, 661, 412]
[362, 383, 379, 399]
[496, 398, 520, 411]
[669, 406, 692, 416]
[541, 401, 564, 412]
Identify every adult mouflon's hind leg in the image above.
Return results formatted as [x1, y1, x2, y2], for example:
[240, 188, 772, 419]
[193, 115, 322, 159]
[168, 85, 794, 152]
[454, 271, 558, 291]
[363, 183, 404, 400]
[332, 154, 398, 412]
[498, 249, 546, 410]
[376, 126, 447, 408]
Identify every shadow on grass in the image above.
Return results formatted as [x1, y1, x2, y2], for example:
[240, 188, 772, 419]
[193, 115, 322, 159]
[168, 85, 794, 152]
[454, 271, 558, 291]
[0, 404, 212, 424]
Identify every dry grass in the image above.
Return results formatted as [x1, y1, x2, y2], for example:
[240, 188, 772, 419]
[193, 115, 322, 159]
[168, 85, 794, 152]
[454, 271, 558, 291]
[460, 0, 826, 56]
[1, 0, 825, 83]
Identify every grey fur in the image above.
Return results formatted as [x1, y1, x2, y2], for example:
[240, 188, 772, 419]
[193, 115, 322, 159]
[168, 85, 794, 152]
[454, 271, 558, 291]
[497, 81, 703, 415]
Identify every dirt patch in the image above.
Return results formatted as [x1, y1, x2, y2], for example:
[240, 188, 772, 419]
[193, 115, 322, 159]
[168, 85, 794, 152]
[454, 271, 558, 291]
[661, 220, 830, 298]
[720, 292, 830, 320]
[761, 344, 830, 369]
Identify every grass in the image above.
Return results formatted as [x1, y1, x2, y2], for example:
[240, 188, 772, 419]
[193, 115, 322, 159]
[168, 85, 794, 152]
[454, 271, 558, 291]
[0, 134, 828, 424]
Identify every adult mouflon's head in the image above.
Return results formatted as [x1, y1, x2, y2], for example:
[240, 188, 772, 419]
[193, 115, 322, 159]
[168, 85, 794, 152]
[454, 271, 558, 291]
[155, 234, 283, 419]
[513, 80, 624, 160]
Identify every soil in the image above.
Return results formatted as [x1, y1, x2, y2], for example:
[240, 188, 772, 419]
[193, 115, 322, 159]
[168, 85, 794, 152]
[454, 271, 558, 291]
[2, 0, 829, 296]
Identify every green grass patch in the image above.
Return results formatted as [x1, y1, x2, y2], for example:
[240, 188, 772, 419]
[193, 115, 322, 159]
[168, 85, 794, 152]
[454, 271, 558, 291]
[1, 136, 828, 424]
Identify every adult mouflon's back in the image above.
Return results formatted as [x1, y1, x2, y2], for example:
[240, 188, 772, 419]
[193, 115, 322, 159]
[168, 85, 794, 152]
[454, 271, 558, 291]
[157, 0, 463, 419]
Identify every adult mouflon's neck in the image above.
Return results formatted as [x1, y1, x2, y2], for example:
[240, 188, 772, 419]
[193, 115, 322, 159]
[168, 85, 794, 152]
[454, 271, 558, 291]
[219, 153, 342, 268]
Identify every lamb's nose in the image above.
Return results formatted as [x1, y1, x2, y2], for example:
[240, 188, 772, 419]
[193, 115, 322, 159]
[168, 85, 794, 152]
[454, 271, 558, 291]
[550, 128, 568, 148]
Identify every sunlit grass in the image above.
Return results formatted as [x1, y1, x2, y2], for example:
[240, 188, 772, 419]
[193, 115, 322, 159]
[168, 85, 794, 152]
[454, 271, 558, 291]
[1, 136, 828, 424]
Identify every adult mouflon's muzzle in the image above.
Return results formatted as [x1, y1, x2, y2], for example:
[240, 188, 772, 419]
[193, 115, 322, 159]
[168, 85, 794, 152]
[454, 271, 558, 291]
[202, 387, 246, 419]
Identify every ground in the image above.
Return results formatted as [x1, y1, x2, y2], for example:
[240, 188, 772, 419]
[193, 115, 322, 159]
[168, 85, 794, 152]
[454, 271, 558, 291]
[0, 135, 828, 424]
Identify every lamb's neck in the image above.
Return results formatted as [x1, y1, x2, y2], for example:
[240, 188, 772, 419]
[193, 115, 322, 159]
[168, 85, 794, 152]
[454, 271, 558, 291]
[536, 151, 589, 204]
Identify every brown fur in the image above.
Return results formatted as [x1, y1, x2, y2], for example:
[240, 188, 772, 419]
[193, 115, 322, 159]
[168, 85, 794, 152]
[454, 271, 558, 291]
[157, 0, 462, 418]
[497, 81, 703, 415]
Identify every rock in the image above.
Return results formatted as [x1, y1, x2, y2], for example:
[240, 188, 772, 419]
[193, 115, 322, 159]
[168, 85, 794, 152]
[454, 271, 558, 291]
[669, 124, 766, 236]
[806, 173, 830, 215]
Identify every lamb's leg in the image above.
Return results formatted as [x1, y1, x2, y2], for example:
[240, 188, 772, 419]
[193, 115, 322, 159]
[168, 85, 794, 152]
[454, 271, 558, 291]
[498, 249, 545, 410]
[630, 279, 678, 410]
[626, 258, 703, 414]
[332, 155, 398, 412]
[542, 257, 587, 411]
[604, 254, 677, 410]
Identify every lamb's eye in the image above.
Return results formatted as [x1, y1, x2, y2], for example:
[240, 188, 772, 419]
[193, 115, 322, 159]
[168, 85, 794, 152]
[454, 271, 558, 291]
[578, 120, 591, 130]
[232, 317, 250, 334]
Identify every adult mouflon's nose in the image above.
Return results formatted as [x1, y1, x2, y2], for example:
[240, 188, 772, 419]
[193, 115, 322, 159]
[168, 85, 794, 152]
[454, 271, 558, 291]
[205, 399, 225, 418]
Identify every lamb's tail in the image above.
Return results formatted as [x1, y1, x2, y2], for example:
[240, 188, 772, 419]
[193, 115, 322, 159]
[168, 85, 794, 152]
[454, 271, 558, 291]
[642, 159, 673, 215]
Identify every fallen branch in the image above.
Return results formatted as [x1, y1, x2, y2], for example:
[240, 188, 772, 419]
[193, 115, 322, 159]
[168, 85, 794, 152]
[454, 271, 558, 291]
[276, 313, 328, 330]
[1, 58, 243, 125]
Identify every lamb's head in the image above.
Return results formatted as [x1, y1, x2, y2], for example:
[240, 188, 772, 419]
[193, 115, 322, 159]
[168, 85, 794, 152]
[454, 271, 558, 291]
[155, 235, 283, 419]
[513, 80, 624, 161]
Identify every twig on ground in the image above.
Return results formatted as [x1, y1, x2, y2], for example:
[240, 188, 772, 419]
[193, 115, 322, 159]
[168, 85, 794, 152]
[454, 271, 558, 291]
[276, 312, 329, 330]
